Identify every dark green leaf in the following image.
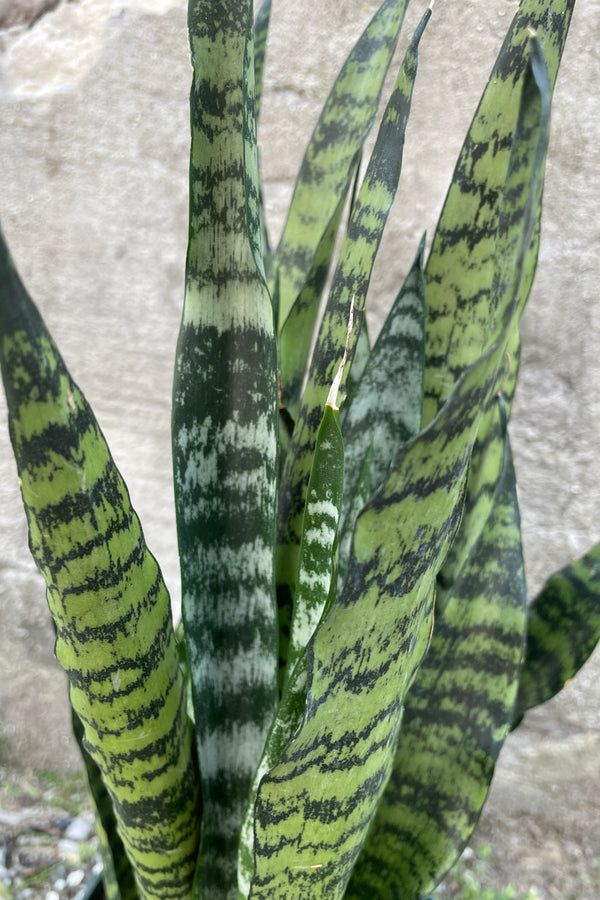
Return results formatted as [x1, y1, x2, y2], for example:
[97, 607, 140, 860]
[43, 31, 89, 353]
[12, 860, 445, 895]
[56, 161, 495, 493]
[512, 543, 600, 728]
[173, 2, 279, 893]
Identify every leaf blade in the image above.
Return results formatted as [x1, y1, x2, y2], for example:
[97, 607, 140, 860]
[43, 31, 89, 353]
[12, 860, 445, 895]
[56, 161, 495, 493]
[172, 2, 279, 893]
[346, 427, 526, 900]
[422, 0, 575, 427]
[0, 228, 200, 900]
[274, 0, 410, 333]
[512, 543, 600, 727]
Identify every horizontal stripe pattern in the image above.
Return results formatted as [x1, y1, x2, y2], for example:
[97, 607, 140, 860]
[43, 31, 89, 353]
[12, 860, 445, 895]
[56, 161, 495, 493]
[173, 2, 278, 895]
[346, 419, 526, 899]
[250, 330, 514, 898]
[276, 11, 429, 648]
[0, 230, 200, 900]
[422, 0, 575, 427]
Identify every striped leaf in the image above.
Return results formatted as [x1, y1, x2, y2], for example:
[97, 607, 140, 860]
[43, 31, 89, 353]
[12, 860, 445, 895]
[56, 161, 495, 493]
[346, 423, 526, 899]
[253, 0, 270, 124]
[239, 393, 345, 896]
[276, 9, 430, 639]
[0, 229, 200, 900]
[338, 236, 426, 585]
[71, 710, 139, 900]
[436, 397, 508, 599]
[274, 0, 410, 336]
[512, 542, 600, 728]
[286, 401, 344, 680]
[172, 1, 279, 894]
[279, 170, 357, 427]
[344, 32, 556, 895]
[422, 0, 575, 428]
[254, 0, 273, 279]
[250, 323, 515, 898]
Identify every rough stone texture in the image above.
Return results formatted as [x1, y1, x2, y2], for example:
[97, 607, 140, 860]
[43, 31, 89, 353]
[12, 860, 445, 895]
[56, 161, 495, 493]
[0, 0, 598, 893]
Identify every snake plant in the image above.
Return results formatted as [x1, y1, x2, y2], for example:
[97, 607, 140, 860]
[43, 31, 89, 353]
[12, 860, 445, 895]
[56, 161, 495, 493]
[1, 0, 598, 898]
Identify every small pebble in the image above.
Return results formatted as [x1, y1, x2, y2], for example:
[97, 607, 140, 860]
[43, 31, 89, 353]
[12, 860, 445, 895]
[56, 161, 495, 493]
[45, 892, 59, 900]
[64, 817, 92, 842]
[53, 878, 66, 892]
[66, 870, 85, 888]
[57, 840, 80, 861]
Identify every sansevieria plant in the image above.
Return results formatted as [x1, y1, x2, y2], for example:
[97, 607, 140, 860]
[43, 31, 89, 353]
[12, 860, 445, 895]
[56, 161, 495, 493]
[1, 0, 598, 898]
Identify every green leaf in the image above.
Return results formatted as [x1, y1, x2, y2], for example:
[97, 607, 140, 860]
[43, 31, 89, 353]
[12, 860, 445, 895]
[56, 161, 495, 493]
[287, 403, 345, 679]
[250, 322, 514, 898]
[71, 710, 139, 900]
[437, 398, 508, 599]
[274, 0, 410, 334]
[422, 0, 575, 428]
[254, 0, 273, 278]
[338, 235, 426, 585]
[276, 8, 430, 634]
[512, 543, 600, 728]
[0, 228, 200, 900]
[253, 0, 270, 124]
[238, 399, 344, 896]
[345, 30, 559, 892]
[346, 426, 527, 900]
[172, 2, 279, 893]
[278, 176, 356, 427]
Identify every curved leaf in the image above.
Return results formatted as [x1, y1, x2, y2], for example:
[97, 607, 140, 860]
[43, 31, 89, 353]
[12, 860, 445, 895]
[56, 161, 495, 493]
[276, 9, 430, 632]
[279, 176, 356, 427]
[250, 326, 513, 899]
[512, 542, 600, 727]
[422, 0, 575, 427]
[346, 425, 526, 899]
[71, 710, 139, 900]
[339, 236, 426, 585]
[238, 399, 344, 896]
[0, 228, 200, 900]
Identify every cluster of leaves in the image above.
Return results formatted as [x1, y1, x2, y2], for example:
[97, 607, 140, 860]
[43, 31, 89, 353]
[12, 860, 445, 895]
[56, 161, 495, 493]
[0, 1, 599, 899]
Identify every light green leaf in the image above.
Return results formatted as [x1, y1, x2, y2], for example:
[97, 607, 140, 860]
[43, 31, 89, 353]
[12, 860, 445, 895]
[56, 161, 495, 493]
[346, 426, 526, 899]
[276, 9, 430, 635]
[422, 0, 575, 427]
[71, 710, 139, 900]
[250, 323, 514, 898]
[0, 228, 200, 900]
[274, 0, 410, 333]
[279, 177, 355, 427]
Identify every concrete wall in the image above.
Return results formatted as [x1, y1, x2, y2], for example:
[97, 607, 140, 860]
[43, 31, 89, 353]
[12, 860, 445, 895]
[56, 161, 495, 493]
[0, 0, 598, 869]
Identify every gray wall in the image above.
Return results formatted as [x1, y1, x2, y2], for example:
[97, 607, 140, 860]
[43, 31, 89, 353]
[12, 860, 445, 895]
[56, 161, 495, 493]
[0, 0, 598, 873]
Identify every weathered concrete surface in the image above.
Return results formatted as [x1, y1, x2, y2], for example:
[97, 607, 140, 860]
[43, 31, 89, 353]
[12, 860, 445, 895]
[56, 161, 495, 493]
[0, 0, 598, 893]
